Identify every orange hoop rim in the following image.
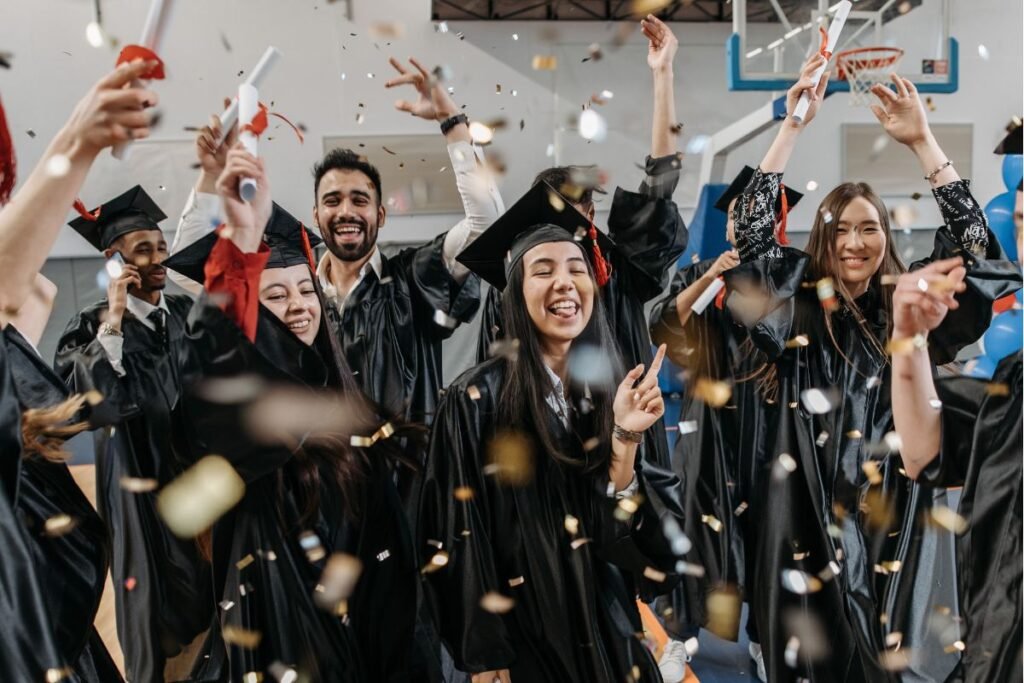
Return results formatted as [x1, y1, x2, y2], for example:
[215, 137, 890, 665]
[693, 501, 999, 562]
[836, 46, 905, 80]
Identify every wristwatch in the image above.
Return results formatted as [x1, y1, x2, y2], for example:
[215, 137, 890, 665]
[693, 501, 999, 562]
[98, 322, 123, 337]
[439, 113, 468, 135]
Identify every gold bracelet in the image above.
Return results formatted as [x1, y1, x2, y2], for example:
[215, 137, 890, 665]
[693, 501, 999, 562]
[924, 159, 953, 182]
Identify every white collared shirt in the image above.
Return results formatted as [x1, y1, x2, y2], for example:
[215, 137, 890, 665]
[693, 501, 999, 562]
[316, 246, 383, 313]
[95, 292, 170, 377]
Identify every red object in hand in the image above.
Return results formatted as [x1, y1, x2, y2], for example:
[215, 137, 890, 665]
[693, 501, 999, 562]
[116, 45, 166, 80]
[204, 228, 271, 342]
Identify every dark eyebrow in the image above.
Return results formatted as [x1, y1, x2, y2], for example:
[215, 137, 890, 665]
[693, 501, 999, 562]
[527, 255, 586, 268]
[260, 282, 287, 296]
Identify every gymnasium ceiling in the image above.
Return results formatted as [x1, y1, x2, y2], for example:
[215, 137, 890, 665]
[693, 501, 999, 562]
[431, 0, 921, 22]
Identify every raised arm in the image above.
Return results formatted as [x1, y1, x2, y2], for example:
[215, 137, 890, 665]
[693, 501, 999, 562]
[0, 60, 158, 325]
[643, 15, 678, 161]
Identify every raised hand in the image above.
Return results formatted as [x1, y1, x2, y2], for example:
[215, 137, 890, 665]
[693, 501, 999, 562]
[870, 74, 931, 147]
[197, 99, 238, 178]
[62, 59, 160, 159]
[384, 57, 459, 121]
[215, 145, 272, 250]
[710, 249, 740, 278]
[785, 53, 830, 126]
[891, 257, 967, 340]
[105, 263, 142, 328]
[641, 14, 678, 73]
[613, 344, 667, 434]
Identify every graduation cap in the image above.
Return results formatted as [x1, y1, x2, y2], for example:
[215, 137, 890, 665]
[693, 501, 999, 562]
[69, 185, 167, 251]
[163, 204, 322, 285]
[994, 122, 1022, 155]
[714, 165, 803, 245]
[456, 181, 615, 291]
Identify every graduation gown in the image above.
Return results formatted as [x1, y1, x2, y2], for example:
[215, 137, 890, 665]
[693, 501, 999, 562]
[476, 167, 688, 472]
[919, 351, 1023, 683]
[649, 258, 788, 632]
[54, 295, 213, 682]
[727, 171, 1022, 682]
[3, 326, 123, 682]
[0, 333, 67, 681]
[418, 358, 686, 681]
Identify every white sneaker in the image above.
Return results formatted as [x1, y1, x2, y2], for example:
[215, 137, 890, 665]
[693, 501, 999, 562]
[748, 642, 767, 682]
[658, 639, 690, 683]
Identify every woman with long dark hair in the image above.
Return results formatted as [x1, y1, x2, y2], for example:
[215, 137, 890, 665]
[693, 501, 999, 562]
[419, 187, 686, 682]
[164, 147, 420, 682]
[724, 54, 1021, 681]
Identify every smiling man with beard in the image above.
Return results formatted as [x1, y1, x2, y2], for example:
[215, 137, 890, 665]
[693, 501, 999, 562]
[55, 185, 212, 683]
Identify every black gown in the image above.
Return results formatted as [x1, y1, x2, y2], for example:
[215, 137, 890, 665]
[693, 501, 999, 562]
[181, 295, 418, 683]
[419, 358, 687, 682]
[54, 295, 213, 682]
[0, 329, 67, 681]
[649, 257, 793, 634]
[3, 326, 123, 682]
[476, 156, 689, 472]
[727, 170, 1022, 682]
[920, 350, 1022, 683]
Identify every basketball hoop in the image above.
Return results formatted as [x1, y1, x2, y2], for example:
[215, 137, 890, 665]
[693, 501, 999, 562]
[836, 47, 905, 106]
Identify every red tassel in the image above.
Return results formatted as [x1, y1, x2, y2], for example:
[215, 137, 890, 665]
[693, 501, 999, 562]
[777, 183, 790, 246]
[714, 276, 727, 310]
[0, 94, 15, 205]
[588, 222, 610, 287]
[298, 222, 316, 271]
[72, 198, 101, 222]
[115, 45, 166, 80]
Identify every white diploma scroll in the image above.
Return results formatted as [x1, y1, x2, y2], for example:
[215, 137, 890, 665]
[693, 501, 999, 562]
[217, 47, 282, 146]
[692, 276, 725, 315]
[791, 0, 852, 124]
[112, 0, 175, 160]
[237, 84, 259, 202]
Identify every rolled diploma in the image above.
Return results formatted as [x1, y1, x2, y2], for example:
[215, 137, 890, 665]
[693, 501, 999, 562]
[791, 0, 851, 124]
[217, 47, 282, 146]
[238, 84, 259, 202]
[692, 276, 725, 315]
[112, 0, 174, 159]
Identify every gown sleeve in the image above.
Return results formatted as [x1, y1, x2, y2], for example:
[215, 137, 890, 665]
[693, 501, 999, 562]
[913, 180, 1023, 364]
[417, 379, 516, 673]
[649, 261, 717, 367]
[915, 372, 981, 489]
[404, 233, 482, 340]
[54, 308, 135, 418]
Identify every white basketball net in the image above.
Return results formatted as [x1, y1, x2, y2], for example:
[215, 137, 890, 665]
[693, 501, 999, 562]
[838, 48, 905, 106]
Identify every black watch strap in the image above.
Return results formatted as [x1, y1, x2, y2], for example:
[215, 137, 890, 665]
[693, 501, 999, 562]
[440, 113, 468, 135]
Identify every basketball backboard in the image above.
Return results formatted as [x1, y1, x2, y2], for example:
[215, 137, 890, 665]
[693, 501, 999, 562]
[728, 0, 957, 93]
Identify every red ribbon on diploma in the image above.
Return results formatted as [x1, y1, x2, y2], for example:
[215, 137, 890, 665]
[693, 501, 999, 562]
[115, 45, 166, 80]
[241, 102, 305, 144]
[818, 26, 833, 60]
[714, 276, 727, 310]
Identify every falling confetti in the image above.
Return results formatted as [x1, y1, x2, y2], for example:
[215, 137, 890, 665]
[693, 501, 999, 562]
[532, 55, 557, 70]
[705, 585, 741, 640]
[800, 387, 839, 414]
[46, 154, 71, 177]
[643, 566, 667, 583]
[156, 455, 244, 538]
[678, 420, 698, 435]
[564, 514, 580, 535]
[806, 180, 819, 192]
[222, 625, 262, 649]
[314, 553, 363, 612]
[701, 514, 723, 533]
[479, 591, 515, 614]
[977, 44, 990, 60]
[685, 135, 711, 155]
[44, 514, 77, 537]
[433, 309, 459, 329]
[929, 506, 968, 534]
[786, 334, 811, 349]
[299, 530, 326, 562]
[488, 338, 520, 361]
[816, 277, 838, 311]
[675, 560, 706, 577]
[693, 378, 732, 407]
[468, 121, 494, 145]
[773, 453, 798, 480]
[578, 109, 607, 142]
[781, 569, 823, 594]
[486, 431, 534, 486]
[662, 515, 692, 555]
[268, 662, 299, 683]
[453, 486, 474, 501]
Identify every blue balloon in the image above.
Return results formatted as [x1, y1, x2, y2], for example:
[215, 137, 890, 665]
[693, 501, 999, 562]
[1003, 154, 1024, 192]
[982, 309, 1023, 361]
[1017, 288, 1023, 303]
[963, 354, 998, 380]
[985, 192, 1019, 262]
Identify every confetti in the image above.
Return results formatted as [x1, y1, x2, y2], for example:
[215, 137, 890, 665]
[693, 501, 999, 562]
[785, 334, 811, 349]
[614, 496, 641, 522]
[643, 566, 667, 583]
[685, 135, 710, 155]
[564, 514, 580, 535]
[801, 387, 839, 414]
[818, 560, 842, 581]
[845, 429, 863, 439]
[675, 560, 706, 577]
[816, 277, 838, 312]
[678, 420, 698, 435]
[369, 22, 405, 39]
[485, 431, 534, 486]
[862, 460, 883, 485]
[376, 549, 390, 562]
[977, 44, 990, 60]
[568, 343, 615, 386]
[532, 55, 557, 70]
[46, 154, 71, 177]
[985, 382, 1010, 396]
[930, 506, 968, 534]
[433, 309, 459, 329]
[45, 668, 75, 682]
[268, 662, 298, 683]
[693, 378, 731, 407]
[781, 569, 823, 594]
[734, 502, 749, 516]
[478, 591, 515, 614]
[785, 636, 801, 668]
[85, 21, 105, 48]
[314, 553, 362, 612]
[873, 560, 903, 574]
[820, 208, 834, 224]
[891, 204, 917, 229]
[236, 553, 255, 570]
[705, 585, 741, 640]
[662, 515, 692, 555]
[773, 453, 798, 480]
[701, 514, 723, 533]
[219, 599, 235, 611]
[156, 455, 244, 538]
[422, 550, 449, 574]
[805, 180, 819, 192]
[879, 649, 911, 671]
[222, 625, 262, 649]
[124, 576, 138, 592]
[300, 531, 326, 562]
[792, 551, 810, 560]
[815, 431, 829, 447]
[468, 121, 494, 145]
[578, 109, 607, 142]
[569, 537, 592, 550]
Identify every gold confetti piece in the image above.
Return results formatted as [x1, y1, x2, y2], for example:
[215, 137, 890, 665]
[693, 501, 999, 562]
[879, 649, 911, 671]
[480, 591, 515, 613]
[236, 554, 255, 570]
[508, 576, 525, 587]
[873, 560, 903, 574]
[885, 631, 903, 648]
[422, 550, 449, 573]
[773, 453, 798, 480]
[268, 662, 299, 683]
[793, 551, 810, 560]
[83, 389, 103, 406]
[368, 22, 405, 38]
[784, 635, 801, 668]
[631, 0, 672, 15]
[466, 385, 482, 400]
[45, 668, 75, 682]
[816, 277, 838, 312]
[693, 378, 731, 407]
[862, 461, 882, 485]
[785, 334, 810, 348]
[44, 513, 77, 537]
[223, 625, 262, 649]
[487, 431, 534, 487]
[675, 560, 706, 577]
[454, 486, 475, 501]
[119, 476, 158, 493]
[314, 553, 363, 612]
[643, 566, 667, 583]
[570, 537, 592, 550]
[426, 538, 443, 549]
[156, 455, 245, 539]
[818, 560, 842, 581]
[701, 514, 723, 533]
[985, 382, 1010, 396]
[815, 431, 830, 447]
[299, 530, 326, 563]
[846, 429, 863, 439]
[124, 576, 137, 591]
[531, 55, 557, 70]
[929, 506, 968, 534]
[582, 437, 601, 452]
[733, 502, 748, 516]
[781, 569, 823, 594]
[706, 585, 741, 640]
[468, 121, 494, 145]
[350, 435, 375, 447]
[564, 514, 580, 535]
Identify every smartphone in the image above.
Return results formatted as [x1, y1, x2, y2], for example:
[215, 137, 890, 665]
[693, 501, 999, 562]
[104, 252, 127, 282]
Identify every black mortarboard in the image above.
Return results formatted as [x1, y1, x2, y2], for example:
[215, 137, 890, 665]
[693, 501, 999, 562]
[68, 185, 167, 251]
[163, 204, 322, 285]
[456, 181, 615, 290]
[994, 122, 1022, 155]
[713, 165, 803, 215]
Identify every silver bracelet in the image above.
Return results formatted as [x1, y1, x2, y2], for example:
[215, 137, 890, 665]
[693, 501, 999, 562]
[924, 159, 953, 182]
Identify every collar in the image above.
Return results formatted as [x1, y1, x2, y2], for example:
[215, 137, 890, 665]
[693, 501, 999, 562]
[316, 247, 383, 297]
[126, 292, 169, 327]
[543, 363, 571, 427]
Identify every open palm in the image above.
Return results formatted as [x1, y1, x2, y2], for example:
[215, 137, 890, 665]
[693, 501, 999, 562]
[641, 15, 678, 72]
[870, 74, 930, 147]
[385, 57, 456, 121]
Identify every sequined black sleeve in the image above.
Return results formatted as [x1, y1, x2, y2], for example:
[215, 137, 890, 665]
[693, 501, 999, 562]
[932, 179, 989, 257]
[734, 168, 785, 262]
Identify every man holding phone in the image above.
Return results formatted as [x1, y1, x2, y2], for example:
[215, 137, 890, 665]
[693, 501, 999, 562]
[55, 185, 211, 682]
